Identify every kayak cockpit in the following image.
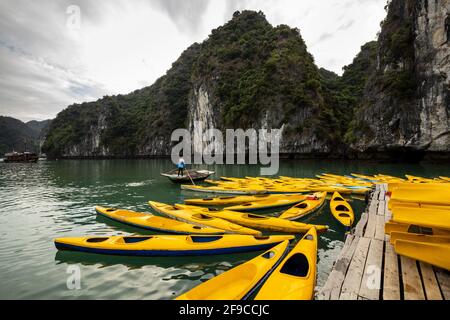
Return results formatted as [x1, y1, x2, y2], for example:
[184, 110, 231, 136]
[280, 253, 310, 277]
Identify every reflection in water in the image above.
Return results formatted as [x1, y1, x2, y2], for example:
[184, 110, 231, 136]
[0, 159, 449, 299]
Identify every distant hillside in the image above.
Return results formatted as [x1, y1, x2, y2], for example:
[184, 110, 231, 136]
[0, 117, 51, 155]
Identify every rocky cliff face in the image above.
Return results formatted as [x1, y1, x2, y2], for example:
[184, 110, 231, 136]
[352, 0, 450, 156]
[42, 4, 450, 160]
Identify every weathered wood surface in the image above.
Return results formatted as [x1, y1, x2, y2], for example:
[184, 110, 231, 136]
[435, 269, 450, 300]
[383, 242, 401, 300]
[419, 262, 443, 300]
[354, 212, 368, 237]
[364, 211, 377, 238]
[401, 256, 426, 300]
[317, 234, 358, 300]
[340, 237, 371, 300]
[374, 215, 386, 241]
[318, 184, 449, 300]
[359, 238, 383, 300]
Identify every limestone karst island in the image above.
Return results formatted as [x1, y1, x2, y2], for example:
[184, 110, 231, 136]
[0, 0, 449, 306]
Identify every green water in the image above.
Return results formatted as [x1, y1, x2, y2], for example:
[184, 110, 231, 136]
[0, 159, 448, 300]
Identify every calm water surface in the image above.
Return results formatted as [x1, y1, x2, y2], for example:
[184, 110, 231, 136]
[0, 159, 448, 299]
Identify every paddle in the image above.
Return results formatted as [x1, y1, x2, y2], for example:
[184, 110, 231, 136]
[185, 168, 196, 186]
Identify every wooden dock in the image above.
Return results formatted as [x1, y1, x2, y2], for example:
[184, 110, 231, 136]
[317, 184, 450, 300]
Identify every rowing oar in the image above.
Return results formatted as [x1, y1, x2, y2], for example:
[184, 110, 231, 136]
[185, 168, 196, 186]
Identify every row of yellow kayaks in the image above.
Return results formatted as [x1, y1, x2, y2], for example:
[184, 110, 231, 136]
[181, 174, 375, 195]
[173, 204, 328, 234]
[148, 201, 262, 235]
[385, 225, 450, 271]
[96, 206, 225, 235]
[177, 228, 318, 300]
[97, 197, 331, 236]
[386, 181, 450, 271]
[183, 191, 354, 228]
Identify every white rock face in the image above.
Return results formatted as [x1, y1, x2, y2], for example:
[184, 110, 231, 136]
[188, 84, 217, 154]
[415, 0, 450, 151]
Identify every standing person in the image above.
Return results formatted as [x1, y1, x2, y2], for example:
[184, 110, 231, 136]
[177, 156, 186, 177]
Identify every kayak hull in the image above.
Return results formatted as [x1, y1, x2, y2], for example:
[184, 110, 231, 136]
[95, 207, 224, 235]
[224, 194, 307, 212]
[330, 192, 355, 227]
[185, 194, 302, 207]
[176, 241, 290, 300]
[175, 204, 329, 234]
[54, 235, 294, 257]
[279, 192, 327, 220]
[255, 228, 318, 300]
[394, 240, 450, 271]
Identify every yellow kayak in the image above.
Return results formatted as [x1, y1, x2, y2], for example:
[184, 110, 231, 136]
[388, 183, 450, 206]
[181, 184, 266, 195]
[176, 240, 290, 300]
[184, 194, 302, 207]
[95, 206, 224, 235]
[175, 204, 329, 234]
[254, 227, 317, 300]
[148, 201, 261, 235]
[224, 194, 307, 212]
[394, 239, 450, 271]
[54, 234, 294, 257]
[278, 192, 327, 220]
[405, 175, 436, 184]
[389, 232, 450, 245]
[389, 201, 450, 211]
[330, 192, 354, 227]
[391, 206, 450, 230]
[385, 220, 450, 236]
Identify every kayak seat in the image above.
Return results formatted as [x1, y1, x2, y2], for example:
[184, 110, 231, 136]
[123, 237, 153, 244]
[194, 214, 214, 220]
[296, 203, 308, 209]
[280, 253, 309, 277]
[192, 226, 202, 230]
[190, 236, 223, 243]
[86, 238, 109, 243]
[246, 214, 268, 220]
[106, 208, 116, 212]
[335, 205, 350, 212]
[254, 236, 270, 241]
[407, 225, 433, 235]
[262, 251, 276, 259]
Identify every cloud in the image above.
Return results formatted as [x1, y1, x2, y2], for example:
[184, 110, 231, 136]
[338, 20, 355, 31]
[149, 0, 211, 35]
[0, 0, 388, 122]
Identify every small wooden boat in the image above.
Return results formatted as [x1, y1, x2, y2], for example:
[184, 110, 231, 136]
[3, 152, 38, 163]
[161, 169, 214, 183]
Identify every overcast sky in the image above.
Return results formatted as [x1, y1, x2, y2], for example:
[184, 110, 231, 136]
[0, 0, 387, 122]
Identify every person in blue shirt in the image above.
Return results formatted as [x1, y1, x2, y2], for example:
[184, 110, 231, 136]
[177, 156, 185, 177]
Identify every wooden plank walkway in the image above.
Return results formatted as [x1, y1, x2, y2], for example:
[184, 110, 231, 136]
[317, 184, 449, 300]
